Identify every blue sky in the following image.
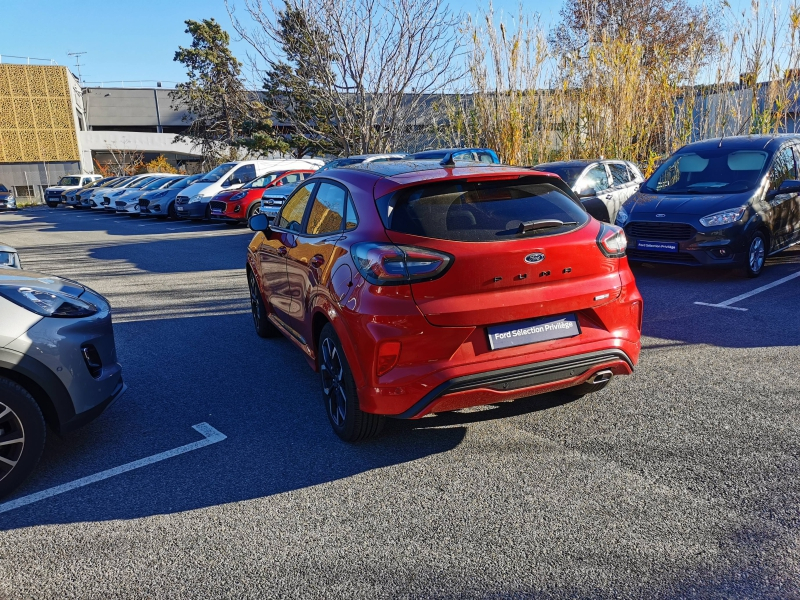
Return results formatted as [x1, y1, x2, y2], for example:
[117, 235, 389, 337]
[2, 0, 547, 85]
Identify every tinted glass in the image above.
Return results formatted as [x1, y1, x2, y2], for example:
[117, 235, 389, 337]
[576, 165, 610, 195]
[345, 196, 358, 230]
[277, 183, 315, 232]
[58, 176, 81, 186]
[245, 172, 284, 188]
[644, 149, 769, 194]
[232, 164, 256, 184]
[769, 147, 797, 191]
[306, 182, 346, 235]
[170, 177, 194, 190]
[534, 165, 585, 187]
[0, 185, 8, 192]
[0, 251, 17, 268]
[200, 162, 237, 182]
[280, 173, 303, 185]
[608, 163, 631, 185]
[141, 177, 171, 190]
[379, 179, 588, 242]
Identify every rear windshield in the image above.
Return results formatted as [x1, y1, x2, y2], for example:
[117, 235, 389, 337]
[378, 179, 588, 242]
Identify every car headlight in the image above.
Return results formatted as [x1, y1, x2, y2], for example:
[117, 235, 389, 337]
[0, 285, 98, 318]
[699, 207, 746, 227]
[231, 192, 247, 201]
[615, 205, 629, 226]
[188, 194, 202, 203]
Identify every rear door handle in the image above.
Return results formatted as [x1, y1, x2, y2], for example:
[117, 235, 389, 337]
[311, 254, 325, 268]
[277, 246, 288, 256]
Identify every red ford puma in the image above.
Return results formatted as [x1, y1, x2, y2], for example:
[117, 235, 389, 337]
[246, 157, 642, 441]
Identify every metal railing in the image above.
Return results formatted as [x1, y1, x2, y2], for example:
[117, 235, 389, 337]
[0, 55, 58, 65]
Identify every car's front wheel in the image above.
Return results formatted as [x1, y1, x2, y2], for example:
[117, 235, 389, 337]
[46, 201, 59, 208]
[0, 377, 46, 498]
[318, 324, 384, 442]
[247, 202, 260, 220]
[745, 231, 767, 278]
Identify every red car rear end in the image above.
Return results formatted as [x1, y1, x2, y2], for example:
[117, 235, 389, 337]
[246, 161, 642, 441]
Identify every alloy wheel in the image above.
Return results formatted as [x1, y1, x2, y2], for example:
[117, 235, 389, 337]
[320, 337, 347, 427]
[749, 235, 765, 273]
[0, 402, 25, 483]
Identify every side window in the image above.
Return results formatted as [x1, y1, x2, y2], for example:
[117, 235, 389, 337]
[228, 164, 256, 186]
[277, 183, 315, 232]
[608, 163, 631, 185]
[305, 182, 346, 235]
[281, 173, 303, 185]
[769, 147, 797, 191]
[345, 196, 359, 230]
[576, 165, 610, 195]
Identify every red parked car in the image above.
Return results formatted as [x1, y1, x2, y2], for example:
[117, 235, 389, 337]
[210, 170, 316, 223]
[246, 158, 642, 441]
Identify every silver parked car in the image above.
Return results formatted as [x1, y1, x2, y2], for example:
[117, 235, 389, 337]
[533, 159, 645, 223]
[0, 270, 125, 497]
[0, 244, 21, 269]
[139, 173, 205, 219]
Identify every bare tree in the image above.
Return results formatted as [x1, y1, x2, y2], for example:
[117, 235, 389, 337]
[227, 0, 463, 155]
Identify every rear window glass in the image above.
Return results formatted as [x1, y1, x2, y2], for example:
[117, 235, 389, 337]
[378, 179, 588, 242]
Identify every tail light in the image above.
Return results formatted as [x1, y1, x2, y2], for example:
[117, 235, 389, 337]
[376, 341, 401, 376]
[351, 243, 453, 285]
[596, 224, 627, 258]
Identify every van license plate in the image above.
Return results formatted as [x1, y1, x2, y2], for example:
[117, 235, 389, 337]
[487, 314, 580, 350]
[637, 240, 678, 252]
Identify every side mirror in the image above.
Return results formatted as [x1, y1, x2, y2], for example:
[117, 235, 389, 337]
[248, 212, 270, 233]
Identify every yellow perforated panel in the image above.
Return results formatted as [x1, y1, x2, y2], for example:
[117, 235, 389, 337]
[0, 65, 79, 163]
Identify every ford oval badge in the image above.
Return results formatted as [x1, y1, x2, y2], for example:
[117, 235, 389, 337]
[524, 252, 545, 264]
[656, 213, 666, 218]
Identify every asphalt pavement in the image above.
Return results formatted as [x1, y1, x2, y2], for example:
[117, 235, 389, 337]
[0, 206, 798, 599]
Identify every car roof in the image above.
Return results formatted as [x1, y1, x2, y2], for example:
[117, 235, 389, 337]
[680, 134, 800, 153]
[0, 243, 17, 253]
[410, 147, 495, 157]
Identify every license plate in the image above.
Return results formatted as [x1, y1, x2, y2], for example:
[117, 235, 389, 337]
[212, 209, 222, 214]
[177, 206, 185, 211]
[637, 240, 678, 252]
[487, 314, 580, 350]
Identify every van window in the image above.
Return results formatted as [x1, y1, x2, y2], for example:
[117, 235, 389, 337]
[378, 178, 589, 242]
[227, 164, 256, 186]
[769, 147, 797, 192]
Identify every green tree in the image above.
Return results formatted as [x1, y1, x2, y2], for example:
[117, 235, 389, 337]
[257, 3, 340, 158]
[171, 18, 275, 168]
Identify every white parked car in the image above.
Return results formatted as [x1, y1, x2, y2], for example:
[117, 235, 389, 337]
[97, 174, 168, 211]
[0, 244, 21, 269]
[175, 159, 323, 220]
[114, 175, 184, 215]
[45, 175, 102, 208]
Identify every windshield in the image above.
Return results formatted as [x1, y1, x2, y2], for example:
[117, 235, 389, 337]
[0, 185, 7, 193]
[140, 177, 172, 190]
[200, 163, 237, 183]
[162, 177, 186, 188]
[244, 172, 286, 189]
[644, 149, 770, 194]
[535, 165, 586, 187]
[58, 176, 81, 186]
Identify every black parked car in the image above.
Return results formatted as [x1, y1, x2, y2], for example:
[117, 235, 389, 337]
[533, 159, 644, 223]
[617, 135, 800, 277]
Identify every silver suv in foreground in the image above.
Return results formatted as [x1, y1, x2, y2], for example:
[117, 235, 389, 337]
[0, 270, 125, 497]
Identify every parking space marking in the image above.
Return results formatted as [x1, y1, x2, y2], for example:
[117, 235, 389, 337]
[694, 270, 800, 311]
[0, 423, 226, 515]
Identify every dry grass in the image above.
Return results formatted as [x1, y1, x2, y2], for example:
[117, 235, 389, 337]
[436, 1, 800, 172]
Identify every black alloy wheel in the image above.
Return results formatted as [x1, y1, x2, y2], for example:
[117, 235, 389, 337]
[745, 231, 767, 278]
[167, 201, 177, 219]
[247, 202, 260, 220]
[248, 270, 279, 338]
[318, 324, 384, 442]
[0, 377, 45, 498]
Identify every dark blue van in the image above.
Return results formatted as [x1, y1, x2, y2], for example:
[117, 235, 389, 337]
[617, 135, 800, 277]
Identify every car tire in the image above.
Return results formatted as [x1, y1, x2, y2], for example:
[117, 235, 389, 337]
[248, 269, 279, 338]
[0, 376, 46, 499]
[46, 201, 59, 208]
[318, 323, 385, 442]
[167, 202, 177, 219]
[745, 231, 767, 278]
[247, 202, 260, 220]
[204, 204, 212, 220]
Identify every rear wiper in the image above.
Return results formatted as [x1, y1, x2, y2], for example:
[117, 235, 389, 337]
[517, 219, 577, 234]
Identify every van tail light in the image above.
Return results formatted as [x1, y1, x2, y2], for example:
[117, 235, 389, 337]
[596, 224, 627, 258]
[376, 341, 402, 376]
[351, 243, 453, 285]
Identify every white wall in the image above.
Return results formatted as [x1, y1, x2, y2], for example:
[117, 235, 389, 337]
[77, 131, 202, 172]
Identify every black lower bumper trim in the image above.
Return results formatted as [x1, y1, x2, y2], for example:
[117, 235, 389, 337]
[59, 379, 127, 434]
[394, 350, 633, 419]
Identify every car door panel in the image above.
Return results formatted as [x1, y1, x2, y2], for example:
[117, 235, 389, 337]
[575, 164, 613, 222]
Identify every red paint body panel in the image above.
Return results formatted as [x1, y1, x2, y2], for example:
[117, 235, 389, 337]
[246, 163, 643, 418]
[212, 170, 316, 222]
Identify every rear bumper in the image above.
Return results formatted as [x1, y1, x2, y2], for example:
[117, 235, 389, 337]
[394, 349, 633, 418]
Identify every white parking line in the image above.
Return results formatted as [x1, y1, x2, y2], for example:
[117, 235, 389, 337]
[0, 423, 226, 515]
[695, 270, 800, 311]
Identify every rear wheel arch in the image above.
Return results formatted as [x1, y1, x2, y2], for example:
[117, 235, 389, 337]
[310, 308, 366, 389]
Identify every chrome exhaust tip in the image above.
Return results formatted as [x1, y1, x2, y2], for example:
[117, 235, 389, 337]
[590, 370, 613, 385]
